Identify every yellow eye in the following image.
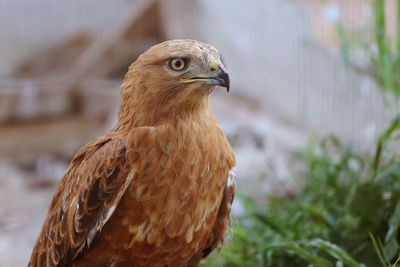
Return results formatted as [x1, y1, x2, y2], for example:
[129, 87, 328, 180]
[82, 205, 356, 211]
[168, 57, 188, 71]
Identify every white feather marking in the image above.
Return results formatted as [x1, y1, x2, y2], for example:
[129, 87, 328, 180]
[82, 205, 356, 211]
[137, 222, 146, 233]
[226, 167, 236, 188]
[227, 177, 234, 188]
[185, 225, 194, 243]
[104, 205, 116, 222]
[87, 227, 98, 246]
[104, 169, 135, 226]
[85, 169, 136, 247]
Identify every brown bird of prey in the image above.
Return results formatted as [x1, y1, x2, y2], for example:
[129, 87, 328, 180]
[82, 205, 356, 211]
[29, 39, 236, 267]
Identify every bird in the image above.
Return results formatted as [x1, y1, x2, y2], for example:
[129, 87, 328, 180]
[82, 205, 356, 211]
[28, 39, 236, 267]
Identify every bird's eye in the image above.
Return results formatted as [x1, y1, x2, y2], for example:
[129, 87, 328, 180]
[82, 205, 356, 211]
[168, 57, 189, 71]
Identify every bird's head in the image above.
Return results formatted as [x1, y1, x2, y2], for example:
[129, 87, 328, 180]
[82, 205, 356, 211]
[119, 39, 230, 126]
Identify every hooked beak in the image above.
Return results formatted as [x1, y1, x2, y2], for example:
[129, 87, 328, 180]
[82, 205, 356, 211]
[180, 63, 231, 92]
[208, 65, 230, 92]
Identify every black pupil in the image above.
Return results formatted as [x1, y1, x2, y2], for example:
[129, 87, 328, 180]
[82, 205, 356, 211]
[175, 60, 182, 68]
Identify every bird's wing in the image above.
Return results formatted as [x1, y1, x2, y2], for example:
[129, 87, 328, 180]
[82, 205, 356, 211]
[186, 167, 237, 266]
[29, 136, 133, 267]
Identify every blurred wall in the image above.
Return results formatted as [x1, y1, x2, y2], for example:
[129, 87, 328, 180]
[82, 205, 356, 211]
[161, 0, 392, 147]
[0, 0, 129, 76]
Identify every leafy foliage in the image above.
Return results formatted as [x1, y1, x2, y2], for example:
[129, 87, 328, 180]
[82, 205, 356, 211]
[339, 0, 400, 108]
[204, 117, 400, 267]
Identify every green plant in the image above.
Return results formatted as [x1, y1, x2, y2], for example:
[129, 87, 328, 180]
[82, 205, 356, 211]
[338, 0, 400, 109]
[203, 116, 400, 267]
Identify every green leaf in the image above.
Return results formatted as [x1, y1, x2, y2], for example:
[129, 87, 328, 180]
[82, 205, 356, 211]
[369, 232, 391, 266]
[386, 201, 400, 243]
[308, 238, 364, 267]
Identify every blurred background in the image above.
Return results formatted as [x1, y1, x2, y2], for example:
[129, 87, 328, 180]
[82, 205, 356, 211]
[1, 0, 400, 266]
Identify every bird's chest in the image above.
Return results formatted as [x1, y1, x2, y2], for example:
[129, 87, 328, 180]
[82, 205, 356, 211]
[105, 124, 231, 263]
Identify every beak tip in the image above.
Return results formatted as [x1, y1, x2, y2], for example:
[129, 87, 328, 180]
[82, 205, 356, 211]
[204, 64, 231, 92]
[218, 68, 230, 93]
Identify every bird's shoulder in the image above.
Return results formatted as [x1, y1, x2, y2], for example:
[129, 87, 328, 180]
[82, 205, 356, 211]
[29, 134, 133, 266]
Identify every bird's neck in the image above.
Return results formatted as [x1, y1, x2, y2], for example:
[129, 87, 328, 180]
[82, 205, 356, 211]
[113, 94, 213, 131]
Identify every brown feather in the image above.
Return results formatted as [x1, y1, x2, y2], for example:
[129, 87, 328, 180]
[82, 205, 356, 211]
[29, 39, 236, 267]
[29, 136, 133, 266]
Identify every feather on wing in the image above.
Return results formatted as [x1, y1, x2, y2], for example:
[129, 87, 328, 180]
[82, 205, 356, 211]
[185, 167, 236, 266]
[29, 137, 133, 267]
